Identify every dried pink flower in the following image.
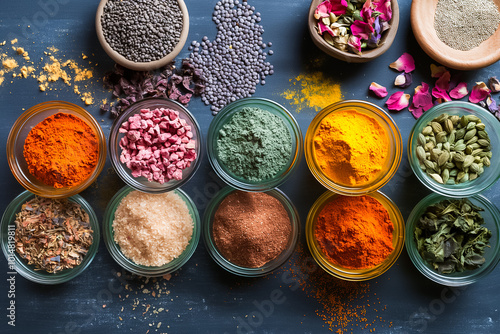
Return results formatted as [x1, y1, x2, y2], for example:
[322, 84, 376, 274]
[413, 82, 433, 110]
[389, 53, 415, 73]
[488, 76, 500, 93]
[348, 35, 362, 55]
[369, 82, 388, 98]
[394, 72, 412, 88]
[318, 21, 335, 36]
[449, 82, 468, 99]
[408, 104, 424, 119]
[486, 96, 498, 113]
[386, 91, 410, 111]
[430, 64, 447, 78]
[351, 20, 374, 40]
[469, 82, 490, 103]
[372, 0, 392, 22]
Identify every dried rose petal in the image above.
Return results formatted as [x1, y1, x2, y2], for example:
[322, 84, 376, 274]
[430, 64, 447, 78]
[449, 82, 468, 99]
[413, 82, 433, 110]
[386, 91, 410, 111]
[394, 72, 412, 88]
[432, 86, 451, 102]
[369, 82, 388, 98]
[488, 76, 500, 93]
[318, 21, 335, 36]
[315, 0, 332, 19]
[351, 20, 374, 40]
[469, 82, 490, 103]
[486, 96, 498, 113]
[435, 70, 450, 92]
[408, 104, 424, 119]
[389, 53, 415, 73]
[348, 35, 362, 55]
[372, 0, 392, 22]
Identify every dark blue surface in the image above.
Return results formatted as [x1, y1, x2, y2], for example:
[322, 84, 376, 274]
[1, 0, 499, 333]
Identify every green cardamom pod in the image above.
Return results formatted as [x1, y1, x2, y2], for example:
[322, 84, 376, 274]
[444, 162, 455, 169]
[447, 131, 456, 145]
[438, 151, 450, 166]
[460, 115, 469, 128]
[468, 115, 481, 123]
[463, 155, 474, 168]
[469, 173, 478, 181]
[478, 138, 490, 147]
[471, 148, 483, 156]
[476, 123, 486, 131]
[446, 177, 456, 185]
[435, 113, 449, 123]
[450, 115, 460, 125]
[436, 131, 447, 143]
[466, 136, 478, 145]
[431, 121, 443, 134]
[470, 163, 480, 173]
[449, 168, 458, 177]
[442, 168, 450, 184]
[455, 128, 466, 140]
[444, 118, 454, 133]
[453, 152, 465, 162]
[418, 133, 427, 146]
[443, 142, 451, 152]
[416, 146, 426, 161]
[422, 126, 433, 136]
[483, 157, 491, 167]
[460, 173, 470, 183]
[424, 159, 436, 171]
[430, 173, 444, 184]
[464, 128, 477, 141]
[466, 121, 476, 131]
[453, 143, 466, 152]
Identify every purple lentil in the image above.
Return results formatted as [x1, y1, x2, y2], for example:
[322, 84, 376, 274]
[101, 0, 183, 63]
[188, 0, 274, 115]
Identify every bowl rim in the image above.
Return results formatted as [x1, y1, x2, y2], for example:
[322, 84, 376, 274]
[305, 190, 405, 281]
[206, 97, 303, 192]
[308, 0, 400, 62]
[407, 101, 500, 197]
[95, 0, 189, 71]
[202, 186, 301, 277]
[102, 185, 201, 277]
[304, 99, 403, 196]
[108, 97, 202, 194]
[405, 192, 500, 286]
[0, 190, 100, 284]
[410, 0, 500, 70]
[6, 100, 107, 199]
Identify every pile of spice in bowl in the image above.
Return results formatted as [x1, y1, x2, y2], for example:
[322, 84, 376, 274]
[6, 101, 107, 198]
[408, 101, 500, 197]
[405, 192, 500, 286]
[108, 97, 202, 193]
[304, 100, 402, 195]
[102, 185, 200, 277]
[96, 0, 189, 70]
[308, 0, 399, 62]
[203, 187, 300, 277]
[207, 97, 303, 192]
[0, 191, 100, 284]
[306, 190, 405, 281]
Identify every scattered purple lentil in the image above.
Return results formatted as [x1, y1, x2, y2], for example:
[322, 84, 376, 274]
[188, 0, 274, 115]
[101, 0, 183, 63]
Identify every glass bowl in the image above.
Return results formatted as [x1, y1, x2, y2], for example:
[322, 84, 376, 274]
[108, 97, 202, 193]
[203, 186, 300, 277]
[306, 190, 405, 281]
[405, 192, 500, 286]
[0, 190, 100, 284]
[102, 185, 200, 277]
[408, 101, 500, 197]
[207, 97, 303, 192]
[304, 100, 402, 196]
[6, 101, 107, 198]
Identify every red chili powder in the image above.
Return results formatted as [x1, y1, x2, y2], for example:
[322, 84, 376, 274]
[212, 191, 291, 268]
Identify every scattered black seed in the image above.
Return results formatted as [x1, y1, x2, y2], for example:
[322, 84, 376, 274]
[101, 60, 205, 117]
[189, 0, 274, 115]
[101, 0, 183, 63]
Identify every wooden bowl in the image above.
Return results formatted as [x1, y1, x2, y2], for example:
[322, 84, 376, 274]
[308, 0, 400, 63]
[411, 0, 500, 70]
[95, 0, 189, 71]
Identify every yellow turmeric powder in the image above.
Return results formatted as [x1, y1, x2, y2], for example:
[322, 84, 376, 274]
[313, 109, 389, 186]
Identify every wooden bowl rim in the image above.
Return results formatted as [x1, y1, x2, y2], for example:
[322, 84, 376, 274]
[95, 0, 189, 71]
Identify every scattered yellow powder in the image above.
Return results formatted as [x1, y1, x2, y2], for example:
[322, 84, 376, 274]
[10, 38, 17, 44]
[0, 41, 5, 46]
[2, 58, 18, 70]
[281, 72, 343, 113]
[81, 91, 93, 105]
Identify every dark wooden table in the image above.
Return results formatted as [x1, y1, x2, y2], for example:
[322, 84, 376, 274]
[1, 1, 499, 333]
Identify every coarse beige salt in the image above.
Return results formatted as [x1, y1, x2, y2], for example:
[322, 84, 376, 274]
[113, 190, 194, 267]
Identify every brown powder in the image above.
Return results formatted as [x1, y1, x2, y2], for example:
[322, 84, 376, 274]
[212, 191, 291, 268]
[112, 190, 194, 267]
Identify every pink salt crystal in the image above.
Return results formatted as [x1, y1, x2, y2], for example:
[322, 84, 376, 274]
[177, 127, 186, 136]
[181, 137, 190, 144]
[172, 169, 183, 180]
[186, 131, 193, 139]
[127, 130, 141, 142]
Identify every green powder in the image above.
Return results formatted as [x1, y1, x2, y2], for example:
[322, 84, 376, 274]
[217, 107, 293, 182]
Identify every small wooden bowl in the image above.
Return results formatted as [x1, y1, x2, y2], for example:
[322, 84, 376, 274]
[411, 0, 500, 70]
[308, 0, 400, 63]
[95, 0, 189, 71]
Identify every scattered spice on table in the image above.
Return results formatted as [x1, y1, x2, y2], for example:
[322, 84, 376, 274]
[315, 195, 394, 269]
[14, 196, 94, 273]
[101, 61, 205, 117]
[415, 113, 492, 184]
[313, 0, 393, 54]
[216, 106, 292, 182]
[101, 0, 183, 63]
[23, 112, 99, 188]
[113, 190, 193, 267]
[212, 191, 291, 268]
[189, 0, 274, 114]
[434, 0, 500, 51]
[313, 108, 389, 186]
[414, 198, 492, 274]
[282, 71, 343, 113]
[118, 107, 197, 184]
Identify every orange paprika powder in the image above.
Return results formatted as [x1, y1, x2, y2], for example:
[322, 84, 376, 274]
[23, 112, 99, 188]
[315, 195, 394, 269]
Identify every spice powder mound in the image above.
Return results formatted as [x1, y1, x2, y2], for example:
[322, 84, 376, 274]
[23, 112, 99, 188]
[112, 190, 193, 267]
[212, 191, 292, 268]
